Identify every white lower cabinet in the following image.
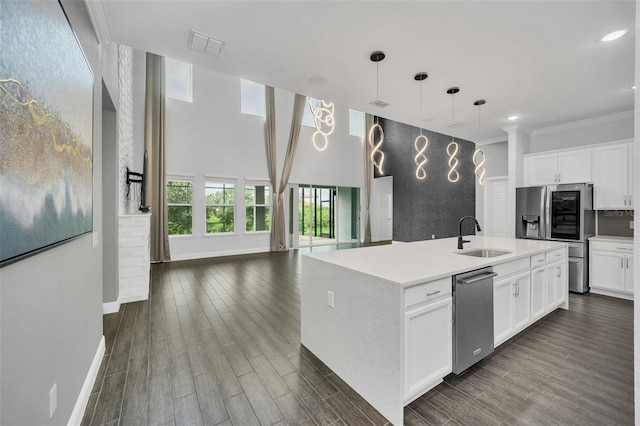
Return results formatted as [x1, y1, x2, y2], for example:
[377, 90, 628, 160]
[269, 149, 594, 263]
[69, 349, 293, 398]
[494, 270, 530, 347]
[589, 238, 634, 300]
[545, 261, 566, 311]
[530, 267, 546, 321]
[404, 296, 452, 401]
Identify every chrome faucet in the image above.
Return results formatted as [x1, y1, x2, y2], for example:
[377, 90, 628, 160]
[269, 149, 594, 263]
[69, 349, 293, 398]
[458, 216, 482, 249]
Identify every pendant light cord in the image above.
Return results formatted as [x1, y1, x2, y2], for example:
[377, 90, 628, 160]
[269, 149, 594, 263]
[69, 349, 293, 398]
[419, 80, 423, 136]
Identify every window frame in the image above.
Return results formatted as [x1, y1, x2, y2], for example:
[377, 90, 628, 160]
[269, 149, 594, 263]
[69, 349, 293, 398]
[204, 177, 236, 235]
[164, 57, 193, 103]
[166, 176, 195, 237]
[244, 181, 271, 234]
[240, 78, 266, 118]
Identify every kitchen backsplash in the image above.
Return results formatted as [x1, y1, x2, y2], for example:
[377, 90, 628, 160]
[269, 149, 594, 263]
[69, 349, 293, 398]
[597, 210, 634, 237]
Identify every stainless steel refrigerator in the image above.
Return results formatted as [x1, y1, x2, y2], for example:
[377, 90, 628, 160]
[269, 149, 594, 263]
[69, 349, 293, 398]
[516, 183, 595, 293]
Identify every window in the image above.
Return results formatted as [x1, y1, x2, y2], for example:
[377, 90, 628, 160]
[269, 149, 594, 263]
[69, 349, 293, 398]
[165, 57, 193, 102]
[167, 179, 193, 235]
[245, 184, 270, 232]
[240, 79, 266, 117]
[349, 108, 365, 138]
[205, 180, 235, 233]
[302, 98, 321, 128]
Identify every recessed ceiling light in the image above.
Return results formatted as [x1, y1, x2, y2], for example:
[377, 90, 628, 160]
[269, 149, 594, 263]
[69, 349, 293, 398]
[632, 85, 637, 90]
[507, 115, 519, 121]
[601, 29, 628, 42]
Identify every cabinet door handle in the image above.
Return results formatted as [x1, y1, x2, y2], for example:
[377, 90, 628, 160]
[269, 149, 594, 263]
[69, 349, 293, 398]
[621, 257, 624, 268]
[517, 282, 520, 297]
[426, 290, 441, 297]
[556, 266, 561, 277]
[629, 195, 632, 206]
[624, 196, 627, 206]
[626, 257, 629, 269]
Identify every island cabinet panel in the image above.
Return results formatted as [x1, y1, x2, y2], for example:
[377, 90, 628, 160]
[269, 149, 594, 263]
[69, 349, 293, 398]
[404, 297, 452, 402]
[531, 266, 547, 321]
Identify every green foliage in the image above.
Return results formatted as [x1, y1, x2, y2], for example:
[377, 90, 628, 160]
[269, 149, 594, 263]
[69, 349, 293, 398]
[167, 181, 193, 235]
[206, 183, 235, 233]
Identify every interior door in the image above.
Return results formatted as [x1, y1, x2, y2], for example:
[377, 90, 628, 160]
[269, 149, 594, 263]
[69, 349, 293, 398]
[485, 177, 508, 237]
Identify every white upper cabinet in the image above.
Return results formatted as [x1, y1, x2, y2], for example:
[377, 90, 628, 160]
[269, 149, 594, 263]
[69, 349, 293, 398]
[524, 154, 557, 186]
[524, 149, 592, 186]
[593, 143, 633, 209]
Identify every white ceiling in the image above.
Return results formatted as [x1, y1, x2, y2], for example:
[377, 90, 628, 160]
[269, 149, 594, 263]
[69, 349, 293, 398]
[94, 0, 636, 143]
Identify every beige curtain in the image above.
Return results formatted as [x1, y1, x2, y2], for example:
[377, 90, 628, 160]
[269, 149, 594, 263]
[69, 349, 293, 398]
[363, 113, 374, 243]
[265, 88, 306, 252]
[265, 86, 279, 251]
[145, 53, 171, 262]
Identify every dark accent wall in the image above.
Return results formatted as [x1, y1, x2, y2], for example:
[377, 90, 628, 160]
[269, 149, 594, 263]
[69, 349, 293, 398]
[597, 210, 634, 237]
[376, 118, 476, 242]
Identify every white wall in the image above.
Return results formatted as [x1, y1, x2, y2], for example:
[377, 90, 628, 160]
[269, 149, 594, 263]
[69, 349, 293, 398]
[165, 65, 364, 260]
[530, 111, 633, 153]
[1, 1, 110, 423]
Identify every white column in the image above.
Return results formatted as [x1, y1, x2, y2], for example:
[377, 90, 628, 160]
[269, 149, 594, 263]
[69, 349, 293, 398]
[503, 124, 530, 238]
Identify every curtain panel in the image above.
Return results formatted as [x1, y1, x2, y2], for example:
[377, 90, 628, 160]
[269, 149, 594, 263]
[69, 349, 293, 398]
[144, 53, 171, 262]
[264, 87, 306, 252]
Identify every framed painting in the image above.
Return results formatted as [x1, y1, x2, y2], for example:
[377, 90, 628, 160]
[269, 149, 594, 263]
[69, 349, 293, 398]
[0, 0, 94, 266]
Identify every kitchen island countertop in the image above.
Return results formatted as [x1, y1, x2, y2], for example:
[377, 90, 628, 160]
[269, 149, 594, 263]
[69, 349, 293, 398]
[303, 235, 567, 287]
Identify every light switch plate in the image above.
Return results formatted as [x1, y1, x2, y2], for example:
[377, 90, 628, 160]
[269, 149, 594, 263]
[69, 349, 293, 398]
[92, 232, 99, 248]
[630, 221, 634, 230]
[327, 291, 334, 308]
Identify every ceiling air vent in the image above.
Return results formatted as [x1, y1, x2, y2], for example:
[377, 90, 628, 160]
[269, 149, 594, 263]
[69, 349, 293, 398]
[448, 122, 466, 129]
[189, 30, 225, 56]
[369, 100, 389, 108]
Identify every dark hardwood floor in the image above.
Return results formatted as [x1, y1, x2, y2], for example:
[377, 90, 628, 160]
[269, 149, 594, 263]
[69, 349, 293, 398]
[82, 250, 634, 426]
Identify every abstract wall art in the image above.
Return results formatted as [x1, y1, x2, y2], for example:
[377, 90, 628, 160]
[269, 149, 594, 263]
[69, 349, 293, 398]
[0, 1, 94, 266]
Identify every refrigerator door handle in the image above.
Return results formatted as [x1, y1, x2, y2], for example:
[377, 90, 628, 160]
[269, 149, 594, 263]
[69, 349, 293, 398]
[544, 186, 552, 240]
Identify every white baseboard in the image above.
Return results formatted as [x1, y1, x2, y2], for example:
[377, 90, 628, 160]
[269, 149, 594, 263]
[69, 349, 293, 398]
[67, 336, 105, 426]
[170, 247, 270, 262]
[102, 301, 120, 314]
[118, 293, 149, 304]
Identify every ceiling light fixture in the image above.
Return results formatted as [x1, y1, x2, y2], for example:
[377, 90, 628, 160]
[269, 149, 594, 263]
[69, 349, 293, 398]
[308, 98, 335, 152]
[507, 114, 519, 121]
[601, 29, 628, 42]
[368, 51, 386, 175]
[414, 72, 429, 180]
[446, 87, 460, 183]
[473, 99, 487, 186]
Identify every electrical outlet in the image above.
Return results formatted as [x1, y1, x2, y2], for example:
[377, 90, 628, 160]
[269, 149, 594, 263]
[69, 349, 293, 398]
[630, 221, 634, 230]
[432, 234, 436, 239]
[49, 383, 57, 418]
[327, 291, 334, 308]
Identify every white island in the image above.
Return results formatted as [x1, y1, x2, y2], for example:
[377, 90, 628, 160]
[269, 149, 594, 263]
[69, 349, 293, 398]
[301, 236, 568, 426]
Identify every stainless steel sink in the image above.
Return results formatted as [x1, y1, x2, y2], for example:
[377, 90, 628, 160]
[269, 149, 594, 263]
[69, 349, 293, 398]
[457, 249, 512, 258]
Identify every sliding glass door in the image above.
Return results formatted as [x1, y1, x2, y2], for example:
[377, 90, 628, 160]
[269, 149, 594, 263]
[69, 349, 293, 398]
[289, 184, 360, 250]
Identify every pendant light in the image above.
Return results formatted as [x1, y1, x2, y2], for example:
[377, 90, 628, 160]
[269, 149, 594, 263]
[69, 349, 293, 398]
[473, 99, 486, 185]
[368, 51, 386, 175]
[446, 87, 460, 183]
[308, 98, 335, 152]
[414, 72, 429, 180]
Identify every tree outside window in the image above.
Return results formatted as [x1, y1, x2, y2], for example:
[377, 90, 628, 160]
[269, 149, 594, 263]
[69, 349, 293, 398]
[246, 184, 270, 232]
[167, 180, 193, 235]
[206, 181, 235, 233]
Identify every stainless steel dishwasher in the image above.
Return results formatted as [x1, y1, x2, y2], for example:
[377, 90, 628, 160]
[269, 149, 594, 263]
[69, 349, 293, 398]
[452, 267, 497, 374]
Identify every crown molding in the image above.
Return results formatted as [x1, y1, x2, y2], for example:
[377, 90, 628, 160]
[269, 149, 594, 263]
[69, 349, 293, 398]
[531, 110, 634, 137]
[475, 136, 508, 146]
[85, 0, 112, 46]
